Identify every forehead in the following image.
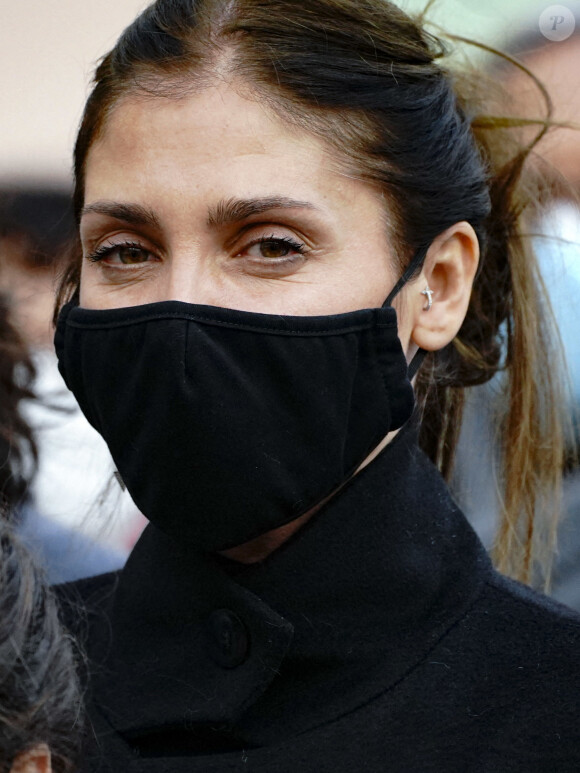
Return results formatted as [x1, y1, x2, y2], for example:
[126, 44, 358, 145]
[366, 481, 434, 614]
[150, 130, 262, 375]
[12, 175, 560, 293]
[82, 82, 389, 237]
[85, 84, 335, 196]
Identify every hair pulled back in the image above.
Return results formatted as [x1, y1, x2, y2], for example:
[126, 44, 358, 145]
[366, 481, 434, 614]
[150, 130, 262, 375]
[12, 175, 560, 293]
[59, 0, 567, 586]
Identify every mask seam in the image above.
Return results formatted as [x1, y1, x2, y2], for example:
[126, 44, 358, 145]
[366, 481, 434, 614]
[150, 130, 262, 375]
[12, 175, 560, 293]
[368, 325, 396, 432]
[64, 315, 397, 337]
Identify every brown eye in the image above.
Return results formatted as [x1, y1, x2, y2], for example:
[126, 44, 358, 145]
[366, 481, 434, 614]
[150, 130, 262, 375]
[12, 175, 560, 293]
[244, 236, 307, 262]
[259, 240, 293, 258]
[86, 241, 158, 266]
[117, 246, 151, 264]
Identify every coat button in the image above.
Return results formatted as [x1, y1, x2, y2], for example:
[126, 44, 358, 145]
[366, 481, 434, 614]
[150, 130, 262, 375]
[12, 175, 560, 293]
[205, 609, 250, 668]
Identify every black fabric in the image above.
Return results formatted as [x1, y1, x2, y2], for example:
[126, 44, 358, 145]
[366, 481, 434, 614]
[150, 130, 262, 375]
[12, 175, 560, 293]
[57, 423, 580, 772]
[55, 300, 414, 551]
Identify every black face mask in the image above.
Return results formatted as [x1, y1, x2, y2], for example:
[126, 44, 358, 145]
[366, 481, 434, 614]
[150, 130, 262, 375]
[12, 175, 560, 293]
[54, 258, 425, 552]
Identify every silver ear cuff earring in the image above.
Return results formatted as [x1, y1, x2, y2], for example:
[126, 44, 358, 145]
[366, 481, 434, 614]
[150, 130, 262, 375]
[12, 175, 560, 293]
[421, 286, 434, 311]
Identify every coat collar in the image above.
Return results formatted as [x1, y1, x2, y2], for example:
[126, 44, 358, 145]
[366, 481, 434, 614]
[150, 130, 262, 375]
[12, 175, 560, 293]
[89, 421, 491, 744]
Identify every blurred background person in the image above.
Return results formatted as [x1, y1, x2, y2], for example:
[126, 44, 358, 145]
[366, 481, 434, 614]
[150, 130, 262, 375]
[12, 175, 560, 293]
[0, 188, 144, 580]
[0, 245, 129, 581]
[0, 517, 82, 773]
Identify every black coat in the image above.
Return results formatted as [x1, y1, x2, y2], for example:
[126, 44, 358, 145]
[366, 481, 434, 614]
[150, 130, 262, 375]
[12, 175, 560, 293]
[57, 424, 580, 772]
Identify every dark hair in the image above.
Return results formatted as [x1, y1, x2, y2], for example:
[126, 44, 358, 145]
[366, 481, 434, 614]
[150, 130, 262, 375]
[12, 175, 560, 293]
[57, 0, 567, 586]
[0, 519, 82, 773]
[0, 189, 75, 269]
[0, 296, 37, 509]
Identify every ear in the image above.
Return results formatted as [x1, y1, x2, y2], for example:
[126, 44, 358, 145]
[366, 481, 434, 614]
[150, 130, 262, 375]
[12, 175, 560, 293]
[10, 745, 52, 773]
[409, 222, 479, 352]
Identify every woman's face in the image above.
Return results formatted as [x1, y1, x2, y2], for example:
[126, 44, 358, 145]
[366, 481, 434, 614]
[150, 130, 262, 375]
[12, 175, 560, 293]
[80, 81, 414, 349]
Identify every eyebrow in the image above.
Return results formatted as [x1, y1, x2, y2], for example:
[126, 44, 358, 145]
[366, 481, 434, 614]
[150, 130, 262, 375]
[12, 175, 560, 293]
[207, 197, 318, 227]
[81, 196, 318, 230]
[81, 202, 161, 229]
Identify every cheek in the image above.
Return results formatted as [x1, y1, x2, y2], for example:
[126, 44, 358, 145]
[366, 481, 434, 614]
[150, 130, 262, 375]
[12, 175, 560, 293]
[78, 263, 135, 310]
[78, 259, 106, 307]
[78, 262, 91, 305]
[391, 296, 416, 355]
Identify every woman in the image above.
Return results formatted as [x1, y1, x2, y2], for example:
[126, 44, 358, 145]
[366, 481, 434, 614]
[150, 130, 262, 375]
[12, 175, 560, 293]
[54, 0, 580, 770]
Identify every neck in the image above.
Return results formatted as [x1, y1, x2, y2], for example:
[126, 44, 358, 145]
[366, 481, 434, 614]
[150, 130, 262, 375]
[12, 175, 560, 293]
[219, 509, 316, 564]
[219, 429, 399, 564]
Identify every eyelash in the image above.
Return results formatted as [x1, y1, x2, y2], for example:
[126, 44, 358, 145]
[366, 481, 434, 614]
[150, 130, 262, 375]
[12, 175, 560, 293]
[86, 240, 147, 263]
[85, 235, 308, 264]
[246, 235, 307, 256]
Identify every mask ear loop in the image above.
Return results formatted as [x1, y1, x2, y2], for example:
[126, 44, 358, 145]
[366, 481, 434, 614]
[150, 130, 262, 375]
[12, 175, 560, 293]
[382, 245, 430, 380]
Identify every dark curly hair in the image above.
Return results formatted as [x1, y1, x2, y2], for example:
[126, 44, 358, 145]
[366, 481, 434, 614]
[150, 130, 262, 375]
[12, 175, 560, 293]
[0, 519, 82, 773]
[0, 296, 36, 510]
